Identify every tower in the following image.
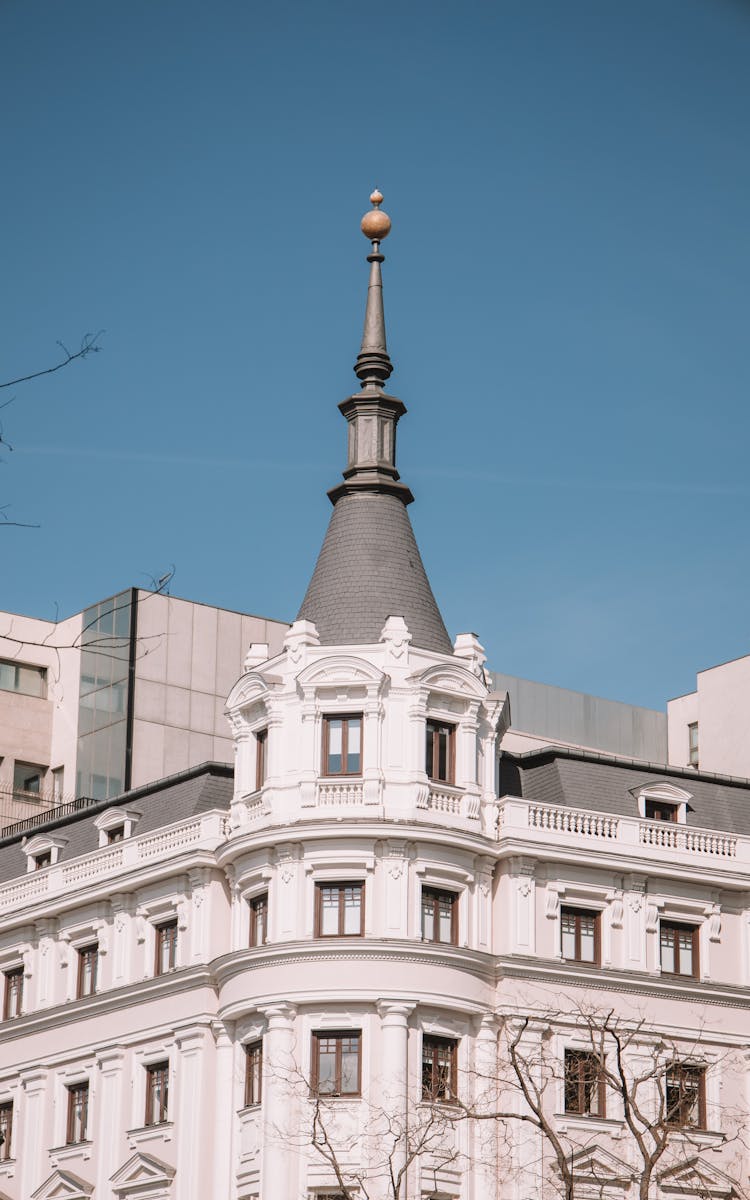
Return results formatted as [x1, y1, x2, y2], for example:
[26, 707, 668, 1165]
[225, 193, 508, 1199]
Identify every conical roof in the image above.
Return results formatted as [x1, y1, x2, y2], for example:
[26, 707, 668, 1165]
[296, 192, 452, 656]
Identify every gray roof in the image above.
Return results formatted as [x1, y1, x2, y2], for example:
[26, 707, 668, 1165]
[0, 762, 233, 884]
[501, 747, 750, 836]
[297, 491, 453, 654]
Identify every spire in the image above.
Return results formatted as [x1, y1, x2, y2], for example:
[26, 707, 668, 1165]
[328, 190, 412, 506]
[296, 191, 453, 656]
[354, 190, 393, 387]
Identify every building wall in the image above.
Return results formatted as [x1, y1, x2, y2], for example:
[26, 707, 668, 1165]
[668, 654, 750, 777]
[493, 671, 667, 762]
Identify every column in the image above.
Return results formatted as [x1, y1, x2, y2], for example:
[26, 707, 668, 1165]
[175, 1027, 208, 1199]
[95, 1050, 125, 1196]
[19, 1068, 47, 1199]
[260, 1003, 298, 1200]
[375, 1001, 414, 1200]
[212, 1021, 236, 1199]
[472, 1014, 499, 1200]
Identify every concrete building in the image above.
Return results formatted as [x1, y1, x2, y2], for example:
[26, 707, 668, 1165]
[668, 653, 750, 778]
[1, 194, 749, 1200]
[0, 592, 288, 827]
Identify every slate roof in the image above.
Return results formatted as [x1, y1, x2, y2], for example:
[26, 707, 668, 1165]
[296, 490, 453, 654]
[0, 762, 233, 885]
[500, 747, 750, 836]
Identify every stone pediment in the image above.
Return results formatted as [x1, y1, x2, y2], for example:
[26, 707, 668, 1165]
[568, 1144, 635, 1188]
[226, 671, 272, 713]
[296, 654, 385, 688]
[659, 1157, 735, 1197]
[110, 1150, 176, 1195]
[632, 782, 693, 804]
[31, 1170, 94, 1200]
[413, 661, 488, 701]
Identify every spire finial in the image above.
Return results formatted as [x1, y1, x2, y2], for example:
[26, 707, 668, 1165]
[355, 189, 393, 387]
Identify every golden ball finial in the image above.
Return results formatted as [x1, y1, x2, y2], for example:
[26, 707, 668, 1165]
[361, 188, 391, 241]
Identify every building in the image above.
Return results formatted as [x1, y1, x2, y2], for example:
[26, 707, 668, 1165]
[1, 194, 750, 1200]
[668, 653, 750, 778]
[0, 591, 288, 826]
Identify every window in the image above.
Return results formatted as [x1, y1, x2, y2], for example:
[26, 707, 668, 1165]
[666, 1064, 705, 1128]
[312, 1032, 361, 1096]
[688, 722, 699, 768]
[106, 825, 125, 843]
[564, 1049, 605, 1116]
[315, 883, 364, 937]
[3, 969, 23, 1020]
[13, 761, 45, 796]
[52, 767, 64, 802]
[145, 1062, 169, 1125]
[322, 715, 362, 776]
[561, 908, 599, 965]
[421, 1036, 457, 1102]
[255, 728, 268, 791]
[421, 887, 458, 945]
[154, 920, 177, 975]
[0, 659, 47, 698]
[0, 1101, 12, 1161]
[425, 720, 455, 784]
[660, 922, 699, 979]
[77, 945, 98, 998]
[249, 893, 269, 946]
[66, 1081, 89, 1144]
[645, 799, 677, 822]
[33, 851, 52, 870]
[244, 1040, 263, 1107]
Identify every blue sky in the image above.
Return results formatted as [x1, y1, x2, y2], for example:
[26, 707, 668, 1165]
[2, 0, 748, 710]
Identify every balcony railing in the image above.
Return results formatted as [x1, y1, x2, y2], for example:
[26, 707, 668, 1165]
[498, 796, 741, 864]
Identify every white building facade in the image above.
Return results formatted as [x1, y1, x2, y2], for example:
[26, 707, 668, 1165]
[1, 196, 750, 1200]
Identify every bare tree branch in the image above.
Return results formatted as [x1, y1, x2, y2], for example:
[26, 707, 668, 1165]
[0, 332, 104, 390]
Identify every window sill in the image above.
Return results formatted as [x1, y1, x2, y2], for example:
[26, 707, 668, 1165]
[0, 1157, 16, 1179]
[126, 1121, 174, 1149]
[48, 1141, 93, 1165]
[238, 1103, 262, 1116]
[560, 957, 601, 969]
[556, 1114, 621, 1133]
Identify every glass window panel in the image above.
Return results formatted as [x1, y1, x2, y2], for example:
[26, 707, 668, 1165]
[561, 912, 577, 958]
[341, 1042, 359, 1093]
[425, 727, 434, 775]
[317, 1041, 337, 1093]
[421, 896, 434, 939]
[660, 929, 675, 973]
[678, 929, 693, 975]
[437, 730, 448, 780]
[343, 887, 361, 934]
[320, 888, 339, 935]
[438, 900, 453, 943]
[328, 720, 343, 773]
[346, 718, 361, 773]
[580, 915, 596, 962]
[0, 662, 15, 690]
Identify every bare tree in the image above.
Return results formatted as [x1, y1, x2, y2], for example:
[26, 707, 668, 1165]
[459, 1004, 749, 1200]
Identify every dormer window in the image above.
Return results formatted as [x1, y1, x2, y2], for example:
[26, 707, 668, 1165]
[94, 806, 141, 848]
[426, 720, 455, 784]
[645, 799, 677, 822]
[23, 833, 66, 873]
[322, 715, 362, 777]
[635, 783, 691, 825]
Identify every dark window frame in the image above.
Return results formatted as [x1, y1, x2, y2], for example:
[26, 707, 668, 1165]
[314, 882, 365, 938]
[76, 944, 98, 998]
[66, 1081, 89, 1144]
[421, 886, 459, 945]
[255, 728, 268, 792]
[560, 907, 601, 965]
[33, 851, 52, 870]
[322, 714, 363, 778]
[145, 1061, 170, 1126]
[421, 1035, 458, 1103]
[645, 799, 678, 822]
[249, 892, 269, 947]
[564, 1049, 606, 1117]
[660, 921, 699, 979]
[425, 720, 456, 784]
[3, 968, 23, 1020]
[0, 1100, 12, 1161]
[665, 1063, 706, 1129]
[154, 919, 178, 976]
[106, 825, 125, 843]
[311, 1030, 362, 1097]
[244, 1040, 263, 1107]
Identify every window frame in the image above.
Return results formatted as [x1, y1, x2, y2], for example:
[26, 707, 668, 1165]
[314, 881, 365, 938]
[0, 1100, 12, 1161]
[3, 968, 23, 1020]
[688, 722, 699, 768]
[249, 892, 269, 947]
[425, 719, 456, 785]
[659, 921, 699, 979]
[645, 799, 678, 822]
[255, 728, 268, 791]
[560, 906, 601, 966]
[564, 1049, 606, 1117]
[66, 1081, 89, 1145]
[154, 919, 178, 976]
[421, 886, 458, 945]
[311, 1031, 362, 1097]
[77, 944, 99, 998]
[145, 1061, 170, 1126]
[421, 1034, 458, 1103]
[665, 1063, 706, 1129]
[322, 714, 363, 778]
[244, 1040, 263, 1107]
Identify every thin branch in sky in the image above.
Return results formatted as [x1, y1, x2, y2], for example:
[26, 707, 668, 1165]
[0, 331, 104, 390]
